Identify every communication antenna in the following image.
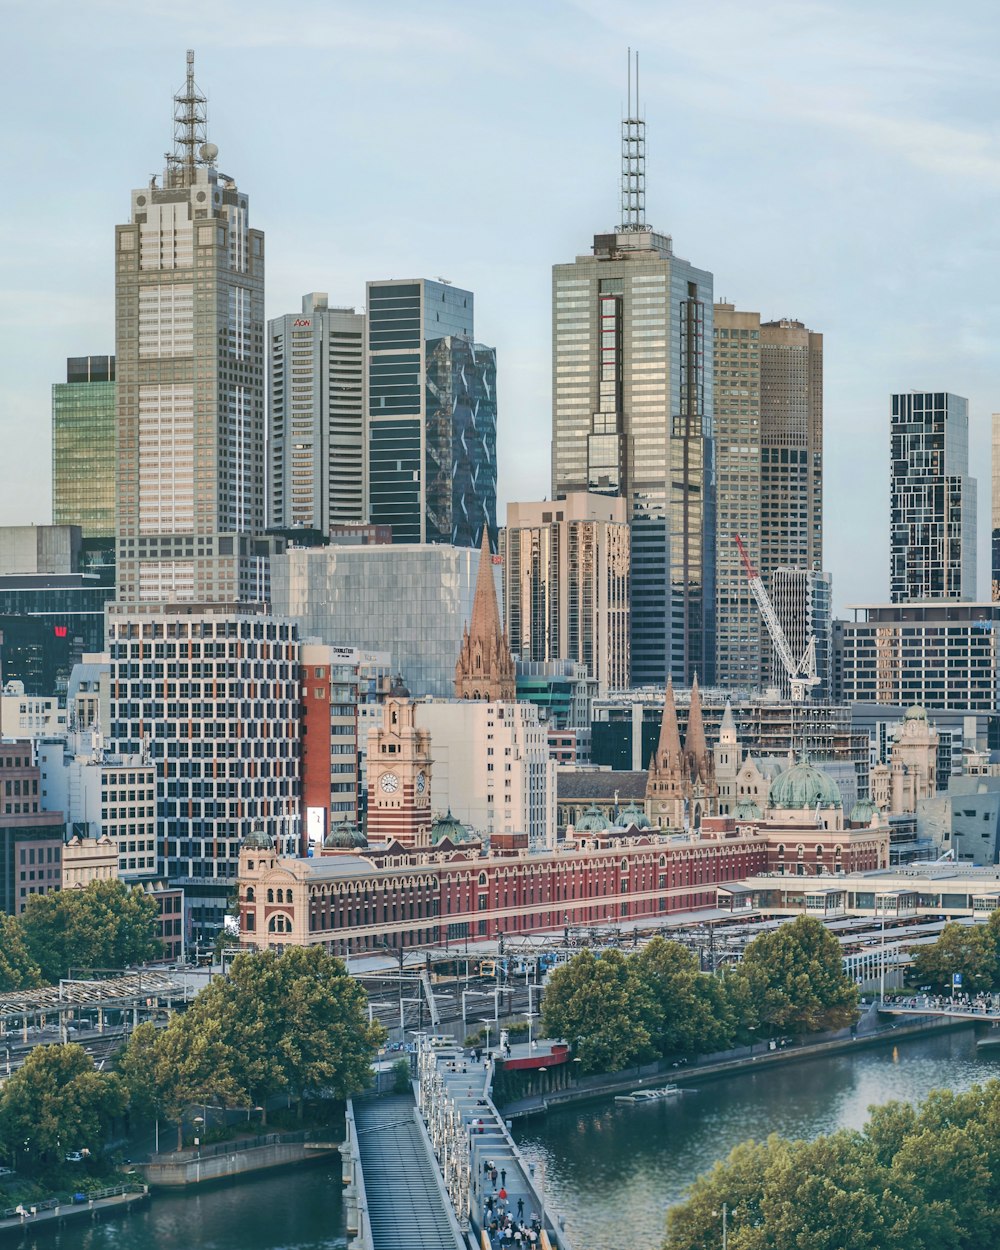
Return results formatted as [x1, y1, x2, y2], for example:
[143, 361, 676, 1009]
[620, 47, 647, 231]
[166, 49, 209, 187]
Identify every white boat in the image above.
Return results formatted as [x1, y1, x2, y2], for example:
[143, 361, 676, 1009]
[615, 1084, 681, 1104]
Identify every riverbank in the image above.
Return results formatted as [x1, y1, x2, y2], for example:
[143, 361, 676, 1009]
[0, 1186, 149, 1240]
[140, 1129, 340, 1188]
[500, 1014, 973, 1118]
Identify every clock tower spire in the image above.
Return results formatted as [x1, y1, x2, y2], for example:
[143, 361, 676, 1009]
[366, 696, 433, 848]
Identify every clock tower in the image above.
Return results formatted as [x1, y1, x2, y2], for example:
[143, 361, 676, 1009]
[366, 697, 433, 847]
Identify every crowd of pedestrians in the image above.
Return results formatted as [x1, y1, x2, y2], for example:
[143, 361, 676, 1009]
[481, 1158, 541, 1247]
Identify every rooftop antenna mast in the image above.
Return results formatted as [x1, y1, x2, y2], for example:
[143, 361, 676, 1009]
[620, 47, 647, 231]
[166, 49, 208, 188]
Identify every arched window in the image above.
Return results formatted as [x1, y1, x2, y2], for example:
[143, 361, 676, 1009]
[478, 872, 488, 887]
[246, 886, 255, 902]
[267, 888, 274, 903]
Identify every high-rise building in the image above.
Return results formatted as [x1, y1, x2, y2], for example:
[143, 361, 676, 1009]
[271, 542, 495, 699]
[770, 567, 832, 698]
[52, 356, 116, 539]
[992, 413, 1000, 602]
[114, 51, 274, 609]
[366, 278, 496, 548]
[713, 306, 824, 689]
[107, 610, 300, 941]
[550, 69, 713, 686]
[268, 293, 365, 532]
[890, 391, 976, 602]
[501, 492, 630, 694]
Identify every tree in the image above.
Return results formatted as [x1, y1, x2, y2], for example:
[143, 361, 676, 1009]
[20, 880, 160, 982]
[911, 921, 997, 994]
[633, 937, 736, 1057]
[540, 949, 654, 1074]
[740, 916, 859, 1035]
[0, 1044, 124, 1174]
[0, 915, 42, 992]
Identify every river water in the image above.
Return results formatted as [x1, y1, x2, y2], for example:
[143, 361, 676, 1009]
[12, 1027, 999, 1250]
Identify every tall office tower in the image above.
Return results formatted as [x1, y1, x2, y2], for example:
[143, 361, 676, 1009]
[770, 567, 832, 698]
[713, 305, 762, 688]
[501, 492, 631, 695]
[759, 319, 823, 574]
[891, 391, 976, 602]
[268, 293, 365, 532]
[52, 356, 116, 539]
[550, 62, 714, 686]
[992, 413, 1000, 601]
[107, 611, 301, 942]
[114, 52, 273, 609]
[366, 278, 496, 548]
[713, 307, 824, 689]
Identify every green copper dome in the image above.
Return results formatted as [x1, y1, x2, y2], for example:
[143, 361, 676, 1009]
[243, 818, 274, 851]
[849, 797, 880, 825]
[429, 809, 473, 844]
[324, 819, 368, 850]
[768, 759, 842, 809]
[734, 798, 763, 821]
[618, 802, 650, 829]
[575, 804, 611, 833]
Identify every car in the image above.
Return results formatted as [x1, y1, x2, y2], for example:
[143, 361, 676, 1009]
[0, 1167, 15, 1177]
[64, 1151, 85, 1163]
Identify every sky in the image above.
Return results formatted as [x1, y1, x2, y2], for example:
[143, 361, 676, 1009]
[3, 0, 1000, 612]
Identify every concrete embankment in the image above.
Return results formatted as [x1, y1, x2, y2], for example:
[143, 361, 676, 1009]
[500, 1016, 973, 1119]
[141, 1131, 339, 1188]
[0, 1187, 149, 1239]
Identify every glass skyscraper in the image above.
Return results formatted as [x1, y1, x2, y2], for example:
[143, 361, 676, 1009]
[366, 278, 497, 548]
[890, 391, 976, 602]
[52, 356, 116, 539]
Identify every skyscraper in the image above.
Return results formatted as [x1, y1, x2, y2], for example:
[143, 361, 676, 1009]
[890, 391, 976, 602]
[992, 413, 1000, 602]
[365, 278, 497, 548]
[52, 356, 116, 539]
[268, 293, 365, 532]
[550, 61, 714, 686]
[114, 51, 273, 609]
[770, 567, 832, 698]
[501, 492, 630, 694]
[713, 306, 824, 690]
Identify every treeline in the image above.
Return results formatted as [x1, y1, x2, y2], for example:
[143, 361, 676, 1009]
[910, 910, 1000, 993]
[540, 917, 858, 1075]
[0, 880, 161, 988]
[665, 1079, 1000, 1250]
[0, 947, 384, 1175]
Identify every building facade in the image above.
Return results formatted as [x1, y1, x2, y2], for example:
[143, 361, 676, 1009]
[414, 699, 557, 849]
[114, 52, 273, 608]
[106, 610, 301, 940]
[0, 742, 64, 914]
[366, 278, 496, 549]
[551, 229, 714, 687]
[272, 542, 495, 699]
[890, 392, 976, 603]
[366, 697, 433, 848]
[835, 603, 1000, 712]
[501, 492, 630, 695]
[770, 567, 832, 698]
[52, 356, 116, 539]
[268, 293, 365, 532]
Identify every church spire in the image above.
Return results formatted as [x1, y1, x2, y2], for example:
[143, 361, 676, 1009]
[684, 673, 708, 761]
[454, 530, 516, 701]
[653, 676, 682, 770]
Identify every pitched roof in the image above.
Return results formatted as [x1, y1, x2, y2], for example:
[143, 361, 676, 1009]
[557, 770, 649, 801]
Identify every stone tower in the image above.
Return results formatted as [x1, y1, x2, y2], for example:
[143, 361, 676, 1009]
[454, 530, 516, 701]
[366, 697, 433, 848]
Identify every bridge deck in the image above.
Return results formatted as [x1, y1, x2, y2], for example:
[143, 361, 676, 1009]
[352, 1093, 465, 1250]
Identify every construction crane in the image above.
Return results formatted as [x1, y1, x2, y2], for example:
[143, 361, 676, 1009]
[732, 533, 819, 702]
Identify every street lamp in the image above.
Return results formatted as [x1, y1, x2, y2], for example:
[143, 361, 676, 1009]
[481, 1019, 492, 1056]
[193, 1115, 204, 1158]
[712, 1203, 729, 1250]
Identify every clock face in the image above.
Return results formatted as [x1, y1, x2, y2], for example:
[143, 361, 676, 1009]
[379, 771, 400, 794]
[416, 771, 426, 794]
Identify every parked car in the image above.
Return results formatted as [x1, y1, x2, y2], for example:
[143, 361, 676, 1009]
[64, 1151, 85, 1163]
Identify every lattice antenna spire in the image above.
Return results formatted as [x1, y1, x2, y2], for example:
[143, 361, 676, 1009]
[619, 48, 647, 231]
[166, 49, 208, 187]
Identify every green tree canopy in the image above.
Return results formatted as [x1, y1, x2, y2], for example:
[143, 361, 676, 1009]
[540, 949, 654, 1074]
[911, 921, 998, 994]
[0, 914, 43, 992]
[633, 937, 736, 1056]
[20, 880, 160, 982]
[740, 915, 859, 1034]
[0, 1044, 125, 1174]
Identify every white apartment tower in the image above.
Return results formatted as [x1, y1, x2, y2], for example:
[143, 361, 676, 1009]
[114, 52, 274, 608]
[268, 293, 366, 532]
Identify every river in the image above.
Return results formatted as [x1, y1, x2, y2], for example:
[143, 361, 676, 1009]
[10, 1027, 998, 1250]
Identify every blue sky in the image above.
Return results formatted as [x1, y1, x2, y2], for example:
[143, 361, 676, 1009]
[3, 0, 1000, 610]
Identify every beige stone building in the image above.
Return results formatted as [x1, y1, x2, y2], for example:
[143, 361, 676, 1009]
[62, 834, 118, 890]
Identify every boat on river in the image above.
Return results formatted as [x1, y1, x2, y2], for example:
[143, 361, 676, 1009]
[615, 1084, 681, 1104]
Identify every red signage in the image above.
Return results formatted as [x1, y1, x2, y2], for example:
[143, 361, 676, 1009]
[54, 626, 68, 638]
[292, 319, 312, 327]
[491, 555, 503, 565]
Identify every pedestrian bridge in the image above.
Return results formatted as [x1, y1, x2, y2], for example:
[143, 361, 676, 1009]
[877, 1003, 1000, 1023]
